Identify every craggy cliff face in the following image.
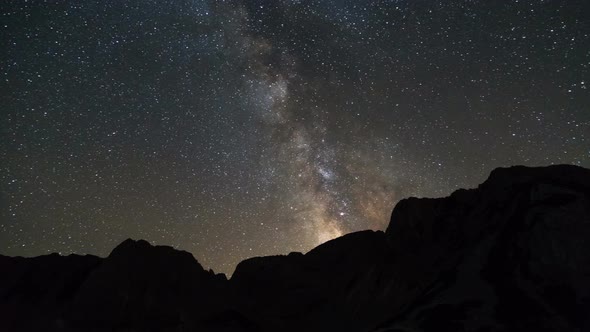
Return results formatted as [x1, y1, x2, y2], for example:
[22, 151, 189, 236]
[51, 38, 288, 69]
[1, 165, 589, 332]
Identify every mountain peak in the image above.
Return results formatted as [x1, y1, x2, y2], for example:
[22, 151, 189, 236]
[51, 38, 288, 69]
[482, 164, 590, 190]
[109, 238, 151, 254]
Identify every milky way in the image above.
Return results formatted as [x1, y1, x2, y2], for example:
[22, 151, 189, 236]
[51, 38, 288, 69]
[1, 0, 589, 274]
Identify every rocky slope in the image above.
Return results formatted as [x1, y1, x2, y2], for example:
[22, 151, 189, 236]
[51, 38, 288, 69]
[1, 164, 588, 332]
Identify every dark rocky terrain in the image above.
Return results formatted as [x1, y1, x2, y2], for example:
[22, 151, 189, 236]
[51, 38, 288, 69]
[1, 165, 589, 332]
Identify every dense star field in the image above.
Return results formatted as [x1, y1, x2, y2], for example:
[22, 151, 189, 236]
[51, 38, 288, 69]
[1, 0, 589, 274]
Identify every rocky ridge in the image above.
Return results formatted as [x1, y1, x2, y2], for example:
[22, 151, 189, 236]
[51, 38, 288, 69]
[1, 164, 588, 331]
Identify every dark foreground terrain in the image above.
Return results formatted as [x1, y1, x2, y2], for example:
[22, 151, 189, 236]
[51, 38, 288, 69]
[1, 165, 589, 332]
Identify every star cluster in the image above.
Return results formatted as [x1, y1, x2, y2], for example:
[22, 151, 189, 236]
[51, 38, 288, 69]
[1, 0, 589, 274]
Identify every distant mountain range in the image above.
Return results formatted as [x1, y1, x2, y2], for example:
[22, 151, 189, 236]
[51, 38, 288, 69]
[1, 164, 589, 332]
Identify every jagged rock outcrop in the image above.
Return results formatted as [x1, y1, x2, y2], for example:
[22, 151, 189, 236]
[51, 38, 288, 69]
[230, 230, 392, 331]
[67, 239, 228, 331]
[0, 241, 229, 332]
[376, 165, 590, 331]
[0, 164, 588, 332]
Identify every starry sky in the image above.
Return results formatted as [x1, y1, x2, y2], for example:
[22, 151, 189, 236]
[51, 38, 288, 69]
[1, 0, 589, 274]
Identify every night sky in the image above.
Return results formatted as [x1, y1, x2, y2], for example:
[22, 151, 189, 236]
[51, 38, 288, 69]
[1, 0, 589, 275]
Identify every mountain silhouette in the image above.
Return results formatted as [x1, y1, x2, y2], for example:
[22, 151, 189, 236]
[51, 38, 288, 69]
[1, 165, 589, 331]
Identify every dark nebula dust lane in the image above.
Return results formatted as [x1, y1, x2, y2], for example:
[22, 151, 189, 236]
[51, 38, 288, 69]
[1, 0, 589, 274]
